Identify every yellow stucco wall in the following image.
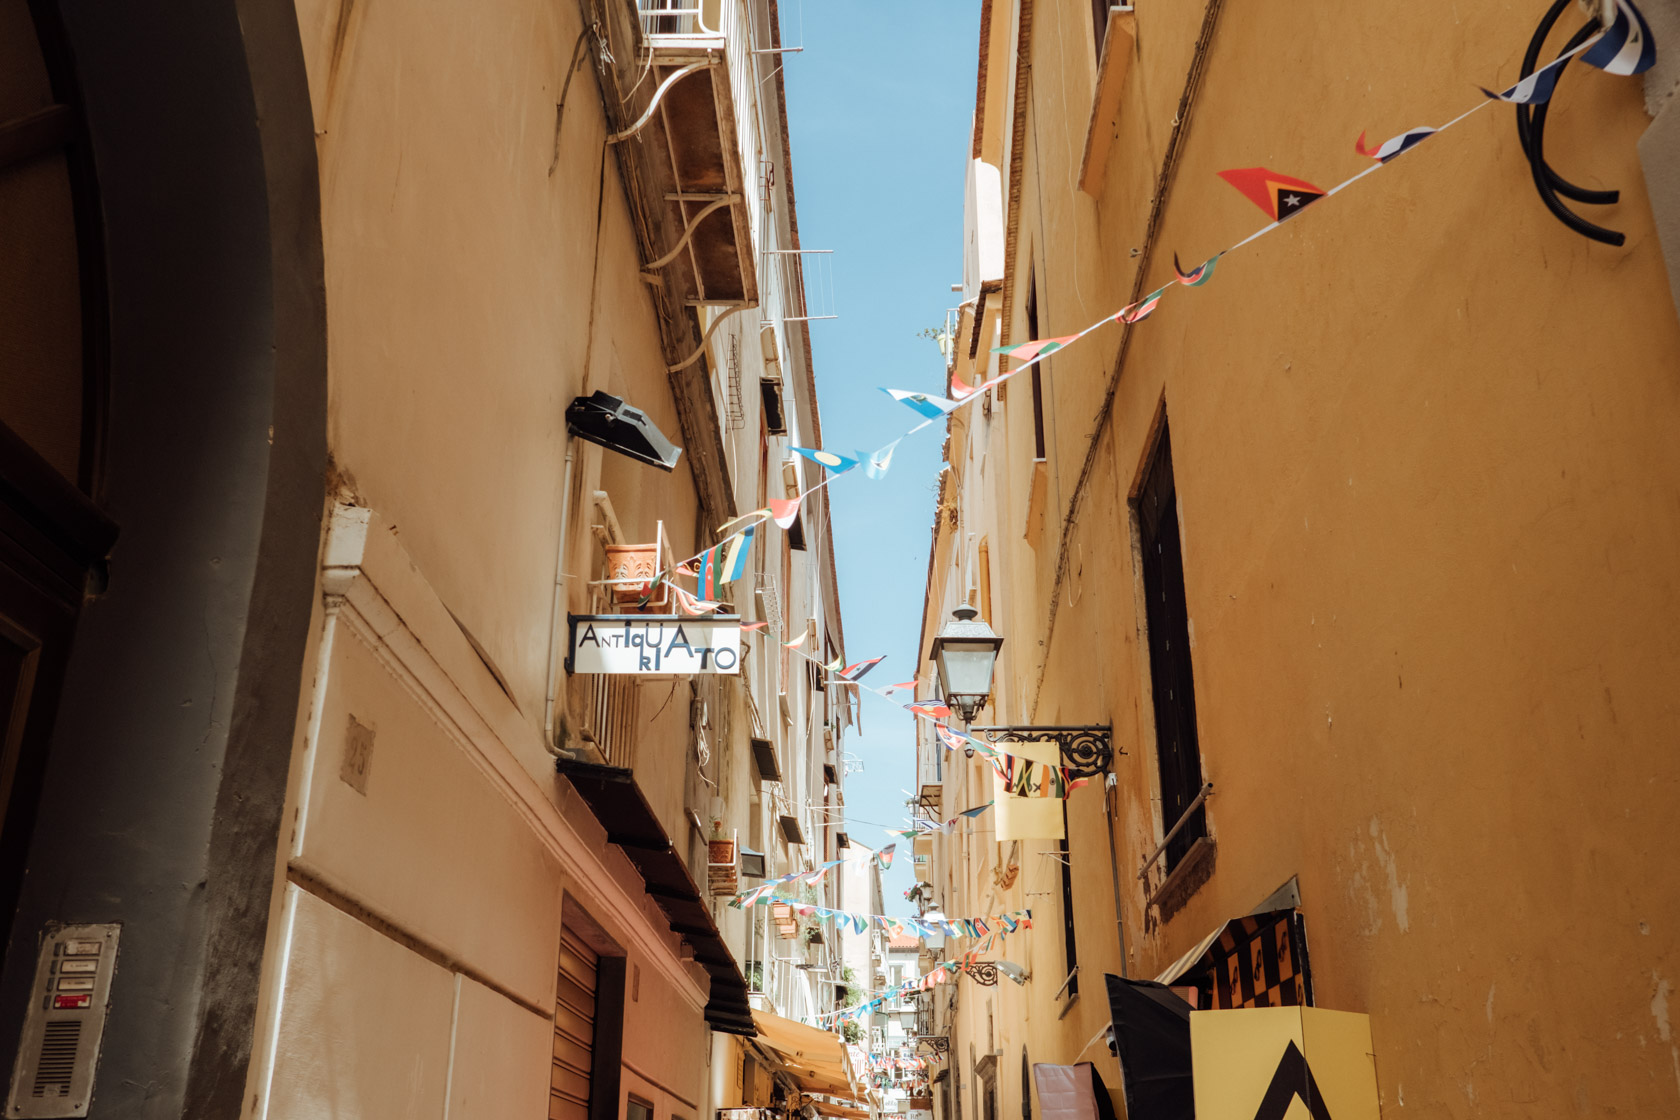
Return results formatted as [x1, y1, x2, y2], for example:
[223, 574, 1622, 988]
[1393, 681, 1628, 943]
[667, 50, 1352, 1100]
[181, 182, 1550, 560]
[927, 1, 1680, 1116]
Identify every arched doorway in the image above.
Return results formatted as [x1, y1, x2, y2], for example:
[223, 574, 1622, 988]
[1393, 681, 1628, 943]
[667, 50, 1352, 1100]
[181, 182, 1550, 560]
[0, 0, 327, 1113]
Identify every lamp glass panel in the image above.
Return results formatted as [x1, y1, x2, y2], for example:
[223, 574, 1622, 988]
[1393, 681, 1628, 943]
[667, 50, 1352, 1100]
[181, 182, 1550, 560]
[938, 639, 999, 701]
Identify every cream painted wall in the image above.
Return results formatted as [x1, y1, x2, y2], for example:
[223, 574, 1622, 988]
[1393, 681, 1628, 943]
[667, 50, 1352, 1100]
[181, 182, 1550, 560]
[266, 0, 849, 1114]
[268, 889, 457, 1120]
[295, 0, 696, 725]
[298, 629, 564, 1009]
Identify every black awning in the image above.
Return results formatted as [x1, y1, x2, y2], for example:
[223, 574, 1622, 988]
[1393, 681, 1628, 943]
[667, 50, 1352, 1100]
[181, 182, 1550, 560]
[556, 759, 755, 1036]
[1103, 975, 1193, 1120]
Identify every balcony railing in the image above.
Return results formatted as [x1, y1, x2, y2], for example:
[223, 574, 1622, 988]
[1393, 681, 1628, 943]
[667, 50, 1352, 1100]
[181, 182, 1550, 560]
[635, 0, 725, 48]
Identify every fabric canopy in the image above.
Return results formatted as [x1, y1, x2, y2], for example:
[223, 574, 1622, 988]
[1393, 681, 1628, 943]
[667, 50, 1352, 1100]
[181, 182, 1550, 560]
[752, 1010, 858, 1098]
[1103, 975, 1193, 1120]
[1032, 1062, 1119, 1120]
[808, 1103, 870, 1120]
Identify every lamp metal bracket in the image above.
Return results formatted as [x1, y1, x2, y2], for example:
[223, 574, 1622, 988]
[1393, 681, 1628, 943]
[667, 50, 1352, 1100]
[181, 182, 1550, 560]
[968, 725, 1118, 779]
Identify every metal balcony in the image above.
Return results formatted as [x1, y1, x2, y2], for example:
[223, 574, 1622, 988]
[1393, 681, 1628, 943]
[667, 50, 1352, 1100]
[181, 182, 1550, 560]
[608, 0, 757, 310]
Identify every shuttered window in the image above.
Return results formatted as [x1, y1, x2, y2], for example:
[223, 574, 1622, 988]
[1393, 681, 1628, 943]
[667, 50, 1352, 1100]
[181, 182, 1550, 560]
[1136, 418, 1208, 872]
[552, 929, 599, 1120]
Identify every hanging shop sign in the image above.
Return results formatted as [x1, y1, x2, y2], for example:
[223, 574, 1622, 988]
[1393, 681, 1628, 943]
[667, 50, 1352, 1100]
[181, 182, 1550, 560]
[568, 614, 742, 675]
[1190, 1007, 1379, 1120]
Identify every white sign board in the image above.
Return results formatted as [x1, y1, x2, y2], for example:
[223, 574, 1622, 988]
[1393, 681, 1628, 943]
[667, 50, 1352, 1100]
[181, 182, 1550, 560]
[569, 615, 742, 675]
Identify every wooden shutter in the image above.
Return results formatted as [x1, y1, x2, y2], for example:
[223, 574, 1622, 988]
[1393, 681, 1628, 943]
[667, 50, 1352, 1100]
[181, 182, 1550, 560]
[1137, 419, 1207, 871]
[551, 929, 599, 1120]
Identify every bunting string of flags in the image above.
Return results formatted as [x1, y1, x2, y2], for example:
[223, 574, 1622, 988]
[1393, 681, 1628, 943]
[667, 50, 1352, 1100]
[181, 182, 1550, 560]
[824, 926, 1022, 1024]
[615, 0, 1652, 621]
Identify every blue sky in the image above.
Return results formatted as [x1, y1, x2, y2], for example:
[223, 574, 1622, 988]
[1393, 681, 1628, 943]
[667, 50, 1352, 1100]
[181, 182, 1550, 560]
[781, 1, 978, 915]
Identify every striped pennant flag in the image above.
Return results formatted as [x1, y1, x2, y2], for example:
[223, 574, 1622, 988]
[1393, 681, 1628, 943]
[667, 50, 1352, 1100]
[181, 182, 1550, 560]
[1355, 126, 1436, 163]
[1173, 252, 1222, 286]
[694, 524, 753, 601]
[1583, 0, 1656, 75]
[992, 334, 1077, 364]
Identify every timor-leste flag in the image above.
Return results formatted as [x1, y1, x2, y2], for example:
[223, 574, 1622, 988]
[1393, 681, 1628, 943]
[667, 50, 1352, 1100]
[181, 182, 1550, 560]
[1217, 166, 1325, 221]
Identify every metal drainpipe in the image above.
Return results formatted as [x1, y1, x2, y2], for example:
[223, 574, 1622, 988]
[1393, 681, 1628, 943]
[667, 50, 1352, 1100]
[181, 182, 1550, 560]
[1104, 773, 1127, 976]
[543, 444, 577, 753]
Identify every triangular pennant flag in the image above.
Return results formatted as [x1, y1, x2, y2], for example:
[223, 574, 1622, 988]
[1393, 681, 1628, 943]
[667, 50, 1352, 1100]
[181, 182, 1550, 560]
[882, 388, 960, 419]
[876, 844, 896, 870]
[1355, 126, 1436, 163]
[791, 447, 860, 473]
[1118, 286, 1167, 324]
[1216, 166, 1326, 221]
[741, 621, 767, 632]
[908, 702, 952, 720]
[836, 655, 885, 682]
[861, 440, 900, 479]
[1582, 0, 1656, 75]
[1481, 55, 1567, 105]
[768, 496, 801, 529]
[716, 509, 770, 535]
[992, 334, 1078, 365]
[694, 524, 754, 601]
[1173, 251, 1222, 287]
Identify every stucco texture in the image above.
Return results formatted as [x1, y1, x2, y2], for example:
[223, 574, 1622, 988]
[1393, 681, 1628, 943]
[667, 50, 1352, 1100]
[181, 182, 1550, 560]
[927, 0, 1680, 1116]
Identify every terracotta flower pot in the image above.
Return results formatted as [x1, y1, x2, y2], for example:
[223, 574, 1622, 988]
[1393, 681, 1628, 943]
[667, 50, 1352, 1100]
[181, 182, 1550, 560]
[605, 543, 664, 609]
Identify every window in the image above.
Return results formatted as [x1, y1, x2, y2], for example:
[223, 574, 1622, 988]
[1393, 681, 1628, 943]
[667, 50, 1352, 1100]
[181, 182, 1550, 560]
[976, 540, 993, 625]
[1057, 803, 1078, 998]
[750, 737, 780, 782]
[1025, 267, 1047, 460]
[1135, 416, 1208, 872]
[778, 814, 805, 844]
[626, 1099, 653, 1120]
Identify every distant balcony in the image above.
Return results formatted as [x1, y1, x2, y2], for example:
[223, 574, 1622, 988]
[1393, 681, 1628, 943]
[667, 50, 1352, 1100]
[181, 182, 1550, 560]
[605, 0, 757, 310]
[636, 0, 727, 51]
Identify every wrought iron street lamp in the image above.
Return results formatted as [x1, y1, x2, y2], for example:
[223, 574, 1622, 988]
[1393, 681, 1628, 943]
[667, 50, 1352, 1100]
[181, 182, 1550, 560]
[929, 606, 1003, 725]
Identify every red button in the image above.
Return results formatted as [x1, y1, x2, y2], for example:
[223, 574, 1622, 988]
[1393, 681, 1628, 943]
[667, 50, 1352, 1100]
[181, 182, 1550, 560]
[52, 994, 90, 1010]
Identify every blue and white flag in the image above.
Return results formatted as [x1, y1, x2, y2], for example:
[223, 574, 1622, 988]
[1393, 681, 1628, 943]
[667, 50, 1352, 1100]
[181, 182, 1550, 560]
[1482, 55, 1568, 104]
[1356, 126, 1436, 163]
[1583, 0, 1656, 75]
[790, 446, 860, 474]
[861, 439, 900, 479]
[882, 388, 960, 419]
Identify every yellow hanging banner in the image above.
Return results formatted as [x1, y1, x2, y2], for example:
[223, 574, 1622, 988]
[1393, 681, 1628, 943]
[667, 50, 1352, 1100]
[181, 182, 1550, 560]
[992, 739, 1065, 841]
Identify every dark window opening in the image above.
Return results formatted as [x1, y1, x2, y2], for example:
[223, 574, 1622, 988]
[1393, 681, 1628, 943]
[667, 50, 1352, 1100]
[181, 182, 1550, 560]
[778, 814, 805, 844]
[1025, 266, 1046, 460]
[760, 379, 786, 435]
[1058, 802, 1078, 998]
[750, 737, 780, 782]
[1136, 416, 1207, 872]
[823, 763, 838, 786]
[787, 515, 806, 551]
